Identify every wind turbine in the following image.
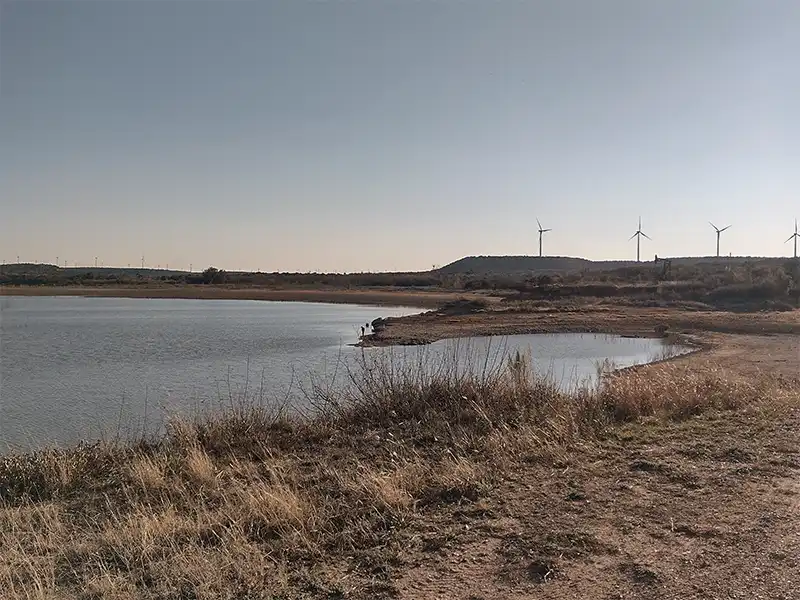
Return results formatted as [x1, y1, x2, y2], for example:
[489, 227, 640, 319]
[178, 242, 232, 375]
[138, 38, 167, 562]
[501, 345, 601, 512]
[709, 222, 731, 257]
[536, 218, 552, 258]
[786, 219, 799, 259]
[628, 217, 651, 262]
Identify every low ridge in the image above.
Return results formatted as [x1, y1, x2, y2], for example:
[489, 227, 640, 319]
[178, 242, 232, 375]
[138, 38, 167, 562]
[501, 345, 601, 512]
[434, 255, 792, 276]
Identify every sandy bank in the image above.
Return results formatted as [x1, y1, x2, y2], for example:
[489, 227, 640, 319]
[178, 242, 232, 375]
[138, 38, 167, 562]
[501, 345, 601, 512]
[362, 306, 800, 377]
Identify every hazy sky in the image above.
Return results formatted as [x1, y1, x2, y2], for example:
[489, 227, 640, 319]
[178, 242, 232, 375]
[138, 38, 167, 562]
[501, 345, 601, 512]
[1, 1, 798, 272]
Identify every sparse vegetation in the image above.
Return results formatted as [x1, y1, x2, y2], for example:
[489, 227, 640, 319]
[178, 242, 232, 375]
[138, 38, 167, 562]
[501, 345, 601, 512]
[3, 257, 798, 311]
[2, 353, 796, 599]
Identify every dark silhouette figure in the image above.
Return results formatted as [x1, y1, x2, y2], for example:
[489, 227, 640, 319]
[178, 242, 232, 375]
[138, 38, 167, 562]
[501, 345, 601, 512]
[360, 326, 365, 337]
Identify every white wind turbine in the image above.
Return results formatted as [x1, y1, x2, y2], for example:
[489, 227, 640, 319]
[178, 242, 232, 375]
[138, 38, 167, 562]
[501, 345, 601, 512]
[628, 217, 651, 262]
[536, 218, 552, 258]
[709, 222, 731, 257]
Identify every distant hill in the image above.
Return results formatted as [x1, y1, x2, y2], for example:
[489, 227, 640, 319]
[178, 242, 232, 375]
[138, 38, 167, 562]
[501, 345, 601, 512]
[435, 255, 792, 276]
[436, 256, 595, 275]
[2, 258, 794, 282]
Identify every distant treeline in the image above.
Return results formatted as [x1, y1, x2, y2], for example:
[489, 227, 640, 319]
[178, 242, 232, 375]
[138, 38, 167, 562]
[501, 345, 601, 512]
[0, 265, 444, 288]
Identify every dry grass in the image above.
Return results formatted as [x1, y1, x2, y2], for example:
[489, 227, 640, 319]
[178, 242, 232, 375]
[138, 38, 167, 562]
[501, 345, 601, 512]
[1, 355, 797, 599]
[597, 362, 777, 421]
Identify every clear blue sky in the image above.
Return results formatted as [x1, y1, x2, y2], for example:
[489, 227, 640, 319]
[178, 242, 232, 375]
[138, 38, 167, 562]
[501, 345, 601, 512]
[1, 1, 798, 272]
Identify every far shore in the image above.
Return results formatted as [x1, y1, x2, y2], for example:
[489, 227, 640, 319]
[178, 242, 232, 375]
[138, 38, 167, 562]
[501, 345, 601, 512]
[361, 304, 800, 378]
[364, 303, 800, 342]
[0, 284, 487, 309]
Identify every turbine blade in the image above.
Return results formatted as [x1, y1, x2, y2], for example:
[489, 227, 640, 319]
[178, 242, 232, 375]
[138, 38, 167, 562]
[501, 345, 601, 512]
[720, 225, 731, 232]
[536, 218, 542, 230]
[628, 232, 638, 241]
[787, 235, 797, 243]
[543, 228, 552, 233]
[709, 221, 719, 232]
[641, 232, 652, 241]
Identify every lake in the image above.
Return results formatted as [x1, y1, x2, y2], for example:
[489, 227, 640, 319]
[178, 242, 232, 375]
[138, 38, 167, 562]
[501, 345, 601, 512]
[0, 296, 684, 451]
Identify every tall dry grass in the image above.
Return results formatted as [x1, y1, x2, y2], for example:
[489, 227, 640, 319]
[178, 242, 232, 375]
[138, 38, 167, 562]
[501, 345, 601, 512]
[1, 353, 796, 599]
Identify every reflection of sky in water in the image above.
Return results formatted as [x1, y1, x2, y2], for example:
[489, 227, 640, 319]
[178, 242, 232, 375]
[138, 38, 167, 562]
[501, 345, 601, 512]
[357, 334, 689, 392]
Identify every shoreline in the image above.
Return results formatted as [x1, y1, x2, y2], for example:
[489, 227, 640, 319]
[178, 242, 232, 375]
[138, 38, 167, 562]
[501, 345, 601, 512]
[0, 284, 482, 309]
[357, 305, 799, 379]
[7, 286, 797, 372]
[360, 304, 800, 346]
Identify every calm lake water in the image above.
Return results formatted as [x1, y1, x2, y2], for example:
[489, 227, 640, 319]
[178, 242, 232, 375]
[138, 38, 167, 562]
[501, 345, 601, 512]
[0, 296, 683, 451]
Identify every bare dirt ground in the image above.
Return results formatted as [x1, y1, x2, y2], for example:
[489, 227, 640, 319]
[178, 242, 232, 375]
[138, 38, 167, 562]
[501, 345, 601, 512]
[686, 332, 799, 378]
[396, 403, 800, 600]
[369, 305, 800, 343]
[368, 303, 799, 378]
[392, 330, 800, 600]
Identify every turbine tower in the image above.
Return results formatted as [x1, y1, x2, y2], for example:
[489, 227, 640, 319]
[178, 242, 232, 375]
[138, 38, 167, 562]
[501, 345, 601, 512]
[787, 219, 799, 259]
[628, 217, 651, 262]
[536, 218, 552, 258]
[709, 222, 731, 257]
